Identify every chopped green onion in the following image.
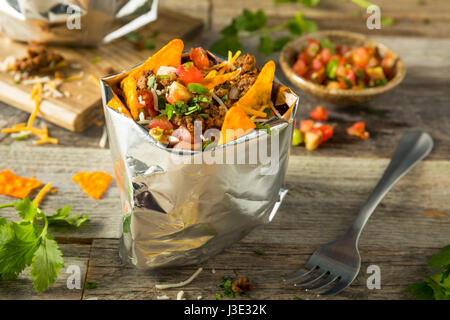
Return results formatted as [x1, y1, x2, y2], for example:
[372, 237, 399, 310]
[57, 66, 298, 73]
[157, 75, 171, 80]
[165, 104, 174, 120]
[221, 94, 229, 102]
[325, 58, 338, 79]
[92, 57, 100, 64]
[147, 75, 156, 89]
[255, 123, 271, 134]
[187, 83, 209, 94]
[199, 113, 209, 119]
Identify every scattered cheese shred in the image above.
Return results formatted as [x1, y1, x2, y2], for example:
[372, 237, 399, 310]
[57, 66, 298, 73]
[88, 74, 100, 87]
[155, 268, 203, 290]
[64, 73, 84, 82]
[2, 83, 59, 145]
[0, 170, 43, 199]
[72, 171, 112, 200]
[33, 182, 52, 207]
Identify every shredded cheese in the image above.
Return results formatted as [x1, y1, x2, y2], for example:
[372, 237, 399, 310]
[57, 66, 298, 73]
[176, 291, 185, 300]
[64, 72, 84, 82]
[33, 183, 52, 207]
[89, 74, 100, 87]
[155, 267, 203, 290]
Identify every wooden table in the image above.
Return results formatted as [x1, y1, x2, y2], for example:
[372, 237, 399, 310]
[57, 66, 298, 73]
[0, 0, 449, 300]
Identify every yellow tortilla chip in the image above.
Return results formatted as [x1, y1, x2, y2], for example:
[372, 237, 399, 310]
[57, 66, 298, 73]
[121, 39, 184, 120]
[107, 91, 132, 118]
[218, 107, 256, 145]
[232, 60, 275, 116]
[130, 39, 184, 79]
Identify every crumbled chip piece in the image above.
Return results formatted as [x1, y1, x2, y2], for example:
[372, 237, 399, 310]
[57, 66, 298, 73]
[0, 170, 43, 198]
[72, 171, 112, 200]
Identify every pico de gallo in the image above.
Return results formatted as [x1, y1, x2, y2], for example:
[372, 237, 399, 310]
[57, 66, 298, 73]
[292, 38, 395, 89]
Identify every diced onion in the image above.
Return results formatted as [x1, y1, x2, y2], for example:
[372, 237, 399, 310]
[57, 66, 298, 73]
[151, 88, 158, 111]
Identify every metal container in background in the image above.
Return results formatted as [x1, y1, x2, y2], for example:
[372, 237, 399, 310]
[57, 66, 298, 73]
[0, 0, 158, 46]
[100, 64, 299, 269]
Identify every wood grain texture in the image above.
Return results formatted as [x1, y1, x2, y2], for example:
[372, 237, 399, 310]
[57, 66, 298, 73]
[209, 0, 450, 38]
[0, 8, 203, 132]
[81, 239, 442, 300]
[0, 146, 448, 247]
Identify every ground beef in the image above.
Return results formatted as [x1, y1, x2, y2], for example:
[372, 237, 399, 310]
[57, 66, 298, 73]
[235, 54, 258, 74]
[136, 70, 151, 90]
[13, 45, 64, 73]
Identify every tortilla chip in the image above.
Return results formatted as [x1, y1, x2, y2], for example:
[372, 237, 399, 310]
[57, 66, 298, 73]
[107, 91, 132, 118]
[130, 39, 184, 79]
[0, 170, 43, 199]
[72, 171, 112, 200]
[202, 69, 240, 90]
[232, 60, 276, 116]
[121, 39, 184, 120]
[218, 107, 256, 145]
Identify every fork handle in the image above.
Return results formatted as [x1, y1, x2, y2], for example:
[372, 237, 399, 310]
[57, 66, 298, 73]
[346, 131, 433, 243]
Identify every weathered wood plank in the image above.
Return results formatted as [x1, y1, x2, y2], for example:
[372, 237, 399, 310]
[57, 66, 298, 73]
[210, 0, 450, 38]
[0, 146, 448, 247]
[0, 243, 90, 300]
[82, 239, 441, 300]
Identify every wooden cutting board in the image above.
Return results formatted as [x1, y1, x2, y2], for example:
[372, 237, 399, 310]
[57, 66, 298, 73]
[0, 9, 203, 132]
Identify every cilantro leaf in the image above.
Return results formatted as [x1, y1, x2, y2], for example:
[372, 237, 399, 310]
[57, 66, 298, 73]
[0, 222, 40, 279]
[258, 36, 275, 56]
[428, 245, 450, 269]
[85, 281, 98, 289]
[235, 9, 267, 32]
[14, 198, 38, 222]
[47, 206, 89, 228]
[210, 35, 242, 57]
[254, 249, 266, 255]
[405, 282, 435, 300]
[218, 276, 235, 298]
[30, 234, 64, 293]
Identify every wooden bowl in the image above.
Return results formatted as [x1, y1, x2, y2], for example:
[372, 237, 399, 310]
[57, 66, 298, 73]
[279, 30, 406, 106]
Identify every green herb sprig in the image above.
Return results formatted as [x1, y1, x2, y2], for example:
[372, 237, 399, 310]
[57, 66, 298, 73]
[405, 245, 450, 300]
[0, 198, 88, 292]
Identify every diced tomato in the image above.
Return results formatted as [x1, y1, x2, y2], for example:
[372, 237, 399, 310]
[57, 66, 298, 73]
[300, 120, 314, 133]
[139, 90, 158, 117]
[189, 47, 210, 70]
[311, 68, 326, 84]
[316, 124, 333, 143]
[166, 81, 193, 104]
[347, 121, 369, 139]
[304, 128, 322, 151]
[352, 47, 370, 69]
[310, 106, 328, 121]
[149, 116, 174, 131]
[346, 69, 356, 84]
[382, 52, 395, 77]
[176, 63, 203, 85]
[319, 48, 332, 64]
[338, 56, 347, 66]
[298, 52, 308, 64]
[293, 59, 307, 77]
[305, 39, 320, 59]
[311, 57, 324, 71]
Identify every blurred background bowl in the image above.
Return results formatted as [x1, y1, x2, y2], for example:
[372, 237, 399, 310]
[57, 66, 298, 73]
[279, 30, 406, 106]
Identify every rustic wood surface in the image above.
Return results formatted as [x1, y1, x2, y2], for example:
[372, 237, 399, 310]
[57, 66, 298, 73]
[0, 0, 449, 300]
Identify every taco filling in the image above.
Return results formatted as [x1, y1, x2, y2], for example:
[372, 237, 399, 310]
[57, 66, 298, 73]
[108, 39, 294, 150]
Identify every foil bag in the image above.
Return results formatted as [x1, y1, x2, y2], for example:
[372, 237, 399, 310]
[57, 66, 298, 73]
[100, 60, 299, 269]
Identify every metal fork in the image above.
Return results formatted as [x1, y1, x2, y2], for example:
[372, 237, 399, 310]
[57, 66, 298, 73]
[284, 130, 433, 296]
